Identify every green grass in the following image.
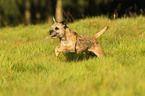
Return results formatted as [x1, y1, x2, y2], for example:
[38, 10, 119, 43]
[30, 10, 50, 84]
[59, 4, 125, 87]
[0, 16, 145, 96]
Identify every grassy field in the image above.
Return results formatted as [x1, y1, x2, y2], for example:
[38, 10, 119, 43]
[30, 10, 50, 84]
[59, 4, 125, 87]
[0, 16, 145, 96]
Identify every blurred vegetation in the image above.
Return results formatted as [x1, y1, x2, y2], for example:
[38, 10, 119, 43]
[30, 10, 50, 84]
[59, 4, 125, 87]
[0, 0, 145, 27]
[0, 16, 145, 96]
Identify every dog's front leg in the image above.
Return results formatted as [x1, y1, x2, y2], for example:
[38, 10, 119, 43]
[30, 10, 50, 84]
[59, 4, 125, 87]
[55, 46, 61, 56]
[55, 46, 75, 56]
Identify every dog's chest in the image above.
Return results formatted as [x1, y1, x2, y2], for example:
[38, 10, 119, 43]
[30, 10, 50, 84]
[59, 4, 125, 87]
[60, 37, 67, 46]
[60, 36, 75, 47]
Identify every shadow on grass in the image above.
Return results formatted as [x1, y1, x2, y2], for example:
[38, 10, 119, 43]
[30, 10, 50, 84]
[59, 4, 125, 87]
[59, 52, 97, 62]
[141, 50, 145, 55]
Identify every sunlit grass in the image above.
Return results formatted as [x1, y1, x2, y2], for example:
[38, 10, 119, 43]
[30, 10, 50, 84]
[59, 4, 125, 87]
[0, 16, 145, 96]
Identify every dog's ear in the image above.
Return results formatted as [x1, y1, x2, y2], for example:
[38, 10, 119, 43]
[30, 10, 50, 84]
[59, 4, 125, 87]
[60, 21, 67, 25]
[53, 16, 57, 23]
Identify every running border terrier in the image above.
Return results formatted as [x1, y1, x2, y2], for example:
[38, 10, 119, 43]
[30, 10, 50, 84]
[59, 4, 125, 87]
[49, 17, 108, 57]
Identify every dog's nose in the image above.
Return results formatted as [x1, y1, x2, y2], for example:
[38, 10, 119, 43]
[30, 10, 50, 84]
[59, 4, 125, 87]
[49, 30, 53, 35]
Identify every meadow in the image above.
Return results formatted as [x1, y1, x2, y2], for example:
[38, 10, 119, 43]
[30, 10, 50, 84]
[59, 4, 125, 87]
[0, 16, 145, 96]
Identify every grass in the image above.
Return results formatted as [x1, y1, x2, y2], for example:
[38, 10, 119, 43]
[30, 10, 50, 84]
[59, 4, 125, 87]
[0, 16, 145, 96]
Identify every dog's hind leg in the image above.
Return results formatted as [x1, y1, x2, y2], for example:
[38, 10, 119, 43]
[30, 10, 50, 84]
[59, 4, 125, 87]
[88, 45, 105, 57]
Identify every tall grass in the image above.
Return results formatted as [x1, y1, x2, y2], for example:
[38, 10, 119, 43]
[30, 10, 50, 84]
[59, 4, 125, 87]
[0, 16, 145, 96]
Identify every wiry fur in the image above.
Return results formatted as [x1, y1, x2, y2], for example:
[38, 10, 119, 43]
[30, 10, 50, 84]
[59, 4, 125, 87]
[49, 18, 108, 57]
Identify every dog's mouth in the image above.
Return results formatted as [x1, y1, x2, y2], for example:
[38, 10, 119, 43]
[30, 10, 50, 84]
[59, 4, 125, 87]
[50, 34, 57, 38]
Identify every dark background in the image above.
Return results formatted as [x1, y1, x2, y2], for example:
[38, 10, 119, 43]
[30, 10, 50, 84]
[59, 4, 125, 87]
[0, 0, 145, 27]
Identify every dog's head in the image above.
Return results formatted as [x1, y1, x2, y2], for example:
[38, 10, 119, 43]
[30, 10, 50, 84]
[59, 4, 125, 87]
[49, 17, 67, 38]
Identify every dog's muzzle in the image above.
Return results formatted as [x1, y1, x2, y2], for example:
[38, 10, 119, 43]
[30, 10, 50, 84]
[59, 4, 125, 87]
[49, 30, 57, 38]
[49, 30, 53, 35]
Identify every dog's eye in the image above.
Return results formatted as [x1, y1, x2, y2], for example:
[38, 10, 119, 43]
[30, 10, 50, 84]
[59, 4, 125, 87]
[55, 27, 59, 30]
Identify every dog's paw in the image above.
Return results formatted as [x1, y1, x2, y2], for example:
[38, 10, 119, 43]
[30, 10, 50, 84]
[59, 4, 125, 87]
[55, 47, 60, 56]
[55, 52, 59, 56]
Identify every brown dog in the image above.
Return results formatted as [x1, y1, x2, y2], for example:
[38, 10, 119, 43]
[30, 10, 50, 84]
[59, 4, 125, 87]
[49, 17, 108, 57]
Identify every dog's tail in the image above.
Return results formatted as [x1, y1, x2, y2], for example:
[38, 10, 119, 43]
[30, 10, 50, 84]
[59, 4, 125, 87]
[94, 26, 109, 39]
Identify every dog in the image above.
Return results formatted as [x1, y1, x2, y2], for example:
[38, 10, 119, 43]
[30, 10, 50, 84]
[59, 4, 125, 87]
[49, 17, 108, 57]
